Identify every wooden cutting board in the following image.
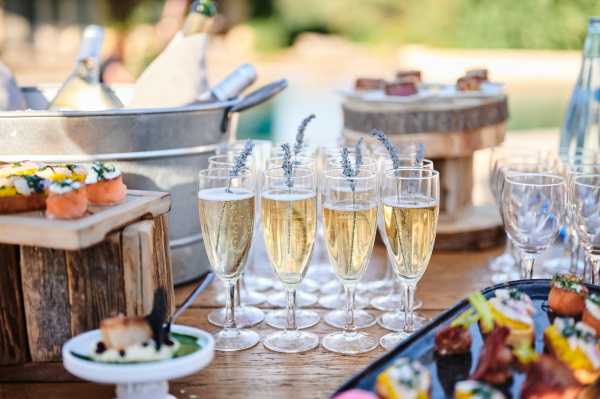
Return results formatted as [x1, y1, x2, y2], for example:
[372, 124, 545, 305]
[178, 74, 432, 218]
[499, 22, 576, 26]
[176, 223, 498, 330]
[0, 190, 170, 250]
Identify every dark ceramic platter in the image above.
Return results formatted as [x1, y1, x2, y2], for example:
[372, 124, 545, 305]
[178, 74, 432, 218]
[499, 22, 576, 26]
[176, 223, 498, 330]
[333, 279, 600, 399]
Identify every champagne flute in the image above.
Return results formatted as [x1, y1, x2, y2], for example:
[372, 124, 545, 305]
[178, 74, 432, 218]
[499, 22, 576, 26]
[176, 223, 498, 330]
[371, 159, 433, 313]
[380, 168, 440, 350]
[569, 174, 600, 283]
[262, 166, 320, 352]
[197, 167, 259, 351]
[501, 173, 565, 279]
[321, 168, 379, 355]
[206, 154, 265, 328]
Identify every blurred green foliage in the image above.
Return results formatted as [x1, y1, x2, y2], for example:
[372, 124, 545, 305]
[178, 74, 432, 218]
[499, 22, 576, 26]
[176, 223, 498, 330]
[249, 0, 600, 50]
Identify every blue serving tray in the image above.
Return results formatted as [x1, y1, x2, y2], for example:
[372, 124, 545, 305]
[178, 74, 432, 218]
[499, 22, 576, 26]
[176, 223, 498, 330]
[333, 279, 600, 398]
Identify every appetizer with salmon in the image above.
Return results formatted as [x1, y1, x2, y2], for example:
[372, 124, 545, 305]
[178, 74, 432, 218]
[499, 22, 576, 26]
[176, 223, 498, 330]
[46, 180, 87, 219]
[0, 161, 41, 177]
[85, 162, 127, 205]
[544, 317, 600, 384]
[582, 293, 600, 335]
[470, 326, 514, 385]
[454, 380, 505, 399]
[0, 174, 48, 213]
[376, 358, 431, 399]
[548, 274, 588, 317]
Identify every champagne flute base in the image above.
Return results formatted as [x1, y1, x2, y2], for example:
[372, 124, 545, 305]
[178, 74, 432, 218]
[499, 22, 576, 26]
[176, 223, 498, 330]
[268, 290, 318, 308]
[377, 311, 429, 332]
[370, 294, 423, 312]
[213, 328, 259, 352]
[320, 279, 342, 295]
[244, 275, 274, 292]
[265, 309, 320, 330]
[306, 262, 336, 284]
[324, 309, 376, 329]
[208, 306, 265, 328]
[299, 277, 320, 293]
[322, 331, 378, 355]
[379, 331, 412, 351]
[319, 293, 369, 310]
[263, 330, 319, 353]
[488, 252, 515, 272]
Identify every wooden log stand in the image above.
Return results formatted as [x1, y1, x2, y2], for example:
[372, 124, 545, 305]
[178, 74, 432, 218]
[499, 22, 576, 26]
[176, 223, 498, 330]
[343, 94, 507, 250]
[0, 190, 174, 369]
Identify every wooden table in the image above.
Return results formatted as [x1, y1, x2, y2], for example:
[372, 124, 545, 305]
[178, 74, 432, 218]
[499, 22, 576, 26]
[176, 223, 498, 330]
[0, 243, 503, 399]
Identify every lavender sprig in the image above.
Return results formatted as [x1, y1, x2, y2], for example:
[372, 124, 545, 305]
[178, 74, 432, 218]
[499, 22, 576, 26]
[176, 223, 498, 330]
[281, 143, 294, 188]
[226, 139, 254, 193]
[370, 128, 400, 169]
[340, 146, 357, 191]
[294, 114, 316, 156]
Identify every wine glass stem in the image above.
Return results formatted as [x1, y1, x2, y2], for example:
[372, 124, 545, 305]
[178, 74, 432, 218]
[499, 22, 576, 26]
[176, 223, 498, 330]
[588, 253, 600, 285]
[569, 230, 580, 274]
[344, 285, 357, 334]
[520, 253, 536, 279]
[236, 278, 242, 307]
[224, 279, 237, 330]
[402, 282, 416, 333]
[286, 288, 297, 331]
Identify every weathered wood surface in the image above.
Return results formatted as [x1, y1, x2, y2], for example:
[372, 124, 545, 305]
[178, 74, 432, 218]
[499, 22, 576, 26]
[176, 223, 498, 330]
[436, 204, 505, 251]
[1, 243, 504, 398]
[0, 190, 170, 250]
[0, 244, 28, 365]
[6, 214, 174, 364]
[342, 95, 508, 133]
[434, 156, 473, 220]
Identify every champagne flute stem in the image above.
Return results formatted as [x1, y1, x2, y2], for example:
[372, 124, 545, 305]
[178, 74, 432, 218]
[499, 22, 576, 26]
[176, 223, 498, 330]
[520, 253, 536, 279]
[587, 252, 600, 285]
[402, 283, 416, 334]
[224, 279, 237, 330]
[344, 285, 357, 334]
[569, 231, 580, 274]
[235, 278, 242, 307]
[286, 288, 297, 331]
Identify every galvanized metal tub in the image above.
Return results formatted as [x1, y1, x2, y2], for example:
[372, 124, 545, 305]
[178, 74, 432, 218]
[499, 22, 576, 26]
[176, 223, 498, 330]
[0, 80, 286, 284]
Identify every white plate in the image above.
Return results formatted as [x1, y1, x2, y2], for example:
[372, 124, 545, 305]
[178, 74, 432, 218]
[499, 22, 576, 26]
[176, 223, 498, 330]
[62, 325, 214, 385]
[337, 88, 437, 103]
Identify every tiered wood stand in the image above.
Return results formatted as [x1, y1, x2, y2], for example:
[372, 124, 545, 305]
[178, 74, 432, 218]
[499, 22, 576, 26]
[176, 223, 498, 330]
[343, 95, 507, 250]
[0, 190, 174, 374]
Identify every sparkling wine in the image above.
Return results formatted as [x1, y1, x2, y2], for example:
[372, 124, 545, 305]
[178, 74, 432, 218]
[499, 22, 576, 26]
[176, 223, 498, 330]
[383, 196, 438, 279]
[197, 187, 255, 279]
[323, 201, 378, 283]
[48, 25, 122, 110]
[261, 190, 317, 287]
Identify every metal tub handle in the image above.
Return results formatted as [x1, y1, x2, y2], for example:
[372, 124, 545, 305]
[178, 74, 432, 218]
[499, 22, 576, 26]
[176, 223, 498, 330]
[221, 79, 288, 132]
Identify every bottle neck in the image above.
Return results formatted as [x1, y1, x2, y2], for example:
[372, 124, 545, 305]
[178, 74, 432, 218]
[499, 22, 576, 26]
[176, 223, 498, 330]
[75, 58, 100, 84]
[584, 21, 600, 57]
[181, 0, 216, 36]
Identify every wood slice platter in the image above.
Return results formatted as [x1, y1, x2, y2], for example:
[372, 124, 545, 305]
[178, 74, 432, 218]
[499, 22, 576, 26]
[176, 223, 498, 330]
[0, 190, 170, 250]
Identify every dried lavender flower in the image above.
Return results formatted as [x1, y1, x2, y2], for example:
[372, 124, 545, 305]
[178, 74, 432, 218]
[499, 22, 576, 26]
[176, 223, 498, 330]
[294, 114, 316, 155]
[340, 146, 357, 191]
[229, 140, 254, 177]
[281, 143, 294, 188]
[370, 128, 400, 169]
[226, 139, 254, 193]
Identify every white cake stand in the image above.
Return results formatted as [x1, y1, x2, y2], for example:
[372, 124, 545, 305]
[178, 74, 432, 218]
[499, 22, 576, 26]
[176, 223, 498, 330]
[62, 325, 214, 399]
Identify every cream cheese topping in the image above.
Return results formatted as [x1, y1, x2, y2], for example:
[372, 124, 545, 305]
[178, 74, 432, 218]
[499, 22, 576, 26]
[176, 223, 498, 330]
[489, 296, 534, 326]
[455, 380, 505, 399]
[12, 176, 32, 195]
[85, 162, 121, 184]
[49, 180, 82, 194]
[90, 338, 180, 363]
[386, 358, 430, 397]
[555, 318, 600, 369]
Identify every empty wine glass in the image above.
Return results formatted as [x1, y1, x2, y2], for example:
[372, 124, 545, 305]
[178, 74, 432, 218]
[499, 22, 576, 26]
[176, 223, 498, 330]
[571, 174, 600, 283]
[501, 173, 565, 279]
[379, 168, 439, 350]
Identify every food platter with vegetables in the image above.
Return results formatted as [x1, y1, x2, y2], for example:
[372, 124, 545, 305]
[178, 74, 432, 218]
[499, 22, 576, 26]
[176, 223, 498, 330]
[333, 278, 600, 399]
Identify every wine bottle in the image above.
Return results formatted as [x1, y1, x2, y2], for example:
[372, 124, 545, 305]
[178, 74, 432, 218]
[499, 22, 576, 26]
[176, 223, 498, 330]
[128, 0, 217, 108]
[0, 61, 26, 110]
[48, 25, 122, 111]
